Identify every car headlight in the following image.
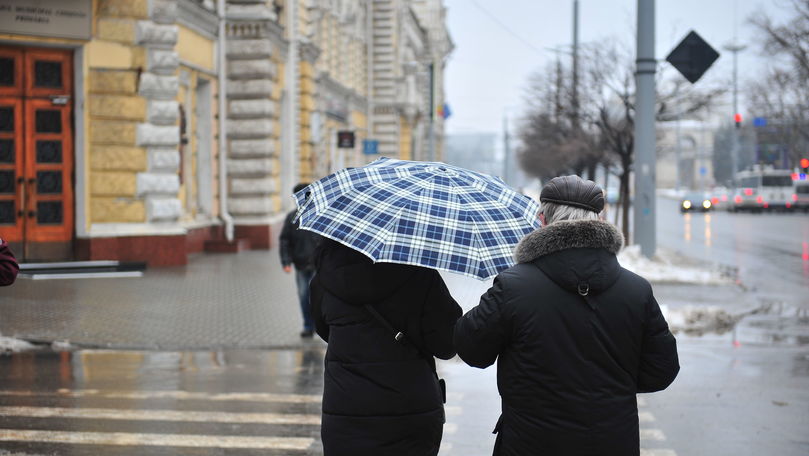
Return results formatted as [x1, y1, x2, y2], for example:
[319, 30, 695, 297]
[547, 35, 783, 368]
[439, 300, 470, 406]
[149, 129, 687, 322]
[703, 200, 711, 209]
[682, 200, 692, 209]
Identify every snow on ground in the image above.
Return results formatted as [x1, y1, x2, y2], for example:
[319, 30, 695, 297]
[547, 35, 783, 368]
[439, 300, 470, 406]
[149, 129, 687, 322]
[0, 332, 36, 353]
[618, 245, 732, 285]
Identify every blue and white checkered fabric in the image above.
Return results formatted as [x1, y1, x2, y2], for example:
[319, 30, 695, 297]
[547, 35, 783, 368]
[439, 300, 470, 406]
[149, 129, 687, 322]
[294, 157, 540, 280]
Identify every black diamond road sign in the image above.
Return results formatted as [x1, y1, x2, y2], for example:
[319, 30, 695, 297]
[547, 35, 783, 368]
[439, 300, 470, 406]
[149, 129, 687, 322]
[666, 30, 720, 84]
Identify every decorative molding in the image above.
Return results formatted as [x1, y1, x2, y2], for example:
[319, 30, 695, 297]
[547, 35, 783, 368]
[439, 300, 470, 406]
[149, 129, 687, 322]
[177, 0, 219, 38]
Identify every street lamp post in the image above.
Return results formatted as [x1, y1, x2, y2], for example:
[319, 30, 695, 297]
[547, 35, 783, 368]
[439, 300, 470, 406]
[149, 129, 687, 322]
[724, 42, 746, 184]
[634, 0, 657, 258]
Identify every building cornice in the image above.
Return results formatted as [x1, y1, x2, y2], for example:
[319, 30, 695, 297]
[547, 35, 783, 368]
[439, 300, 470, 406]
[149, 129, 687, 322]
[178, 0, 219, 38]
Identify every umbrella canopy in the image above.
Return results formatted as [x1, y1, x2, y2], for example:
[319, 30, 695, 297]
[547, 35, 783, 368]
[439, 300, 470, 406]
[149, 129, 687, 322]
[294, 157, 540, 279]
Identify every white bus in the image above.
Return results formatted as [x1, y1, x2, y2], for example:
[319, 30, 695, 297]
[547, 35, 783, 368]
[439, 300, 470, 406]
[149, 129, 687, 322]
[730, 168, 795, 212]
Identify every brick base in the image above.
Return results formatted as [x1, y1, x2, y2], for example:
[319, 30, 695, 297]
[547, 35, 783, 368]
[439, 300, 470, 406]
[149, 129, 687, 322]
[75, 225, 226, 267]
[235, 225, 272, 250]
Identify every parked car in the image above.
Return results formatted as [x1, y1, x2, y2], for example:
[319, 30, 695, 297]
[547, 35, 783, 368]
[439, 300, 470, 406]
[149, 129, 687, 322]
[680, 192, 712, 213]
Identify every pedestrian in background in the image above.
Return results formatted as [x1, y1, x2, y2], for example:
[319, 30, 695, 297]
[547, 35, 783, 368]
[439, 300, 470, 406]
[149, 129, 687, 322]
[0, 238, 19, 286]
[310, 238, 462, 456]
[454, 175, 680, 456]
[280, 183, 322, 338]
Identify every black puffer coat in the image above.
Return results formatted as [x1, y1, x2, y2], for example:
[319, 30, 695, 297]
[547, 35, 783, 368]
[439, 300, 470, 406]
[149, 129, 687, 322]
[279, 210, 322, 271]
[454, 219, 679, 456]
[311, 241, 462, 456]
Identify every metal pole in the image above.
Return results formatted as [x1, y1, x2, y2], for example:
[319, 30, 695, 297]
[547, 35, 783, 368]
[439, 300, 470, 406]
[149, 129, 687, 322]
[572, 0, 579, 130]
[634, 0, 656, 258]
[724, 43, 746, 183]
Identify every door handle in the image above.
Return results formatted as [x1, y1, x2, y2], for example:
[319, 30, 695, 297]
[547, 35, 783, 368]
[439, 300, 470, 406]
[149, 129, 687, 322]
[27, 210, 35, 218]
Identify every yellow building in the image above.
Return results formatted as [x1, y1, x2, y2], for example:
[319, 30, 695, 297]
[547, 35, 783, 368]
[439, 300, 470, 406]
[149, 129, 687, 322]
[0, 0, 226, 265]
[0, 0, 452, 266]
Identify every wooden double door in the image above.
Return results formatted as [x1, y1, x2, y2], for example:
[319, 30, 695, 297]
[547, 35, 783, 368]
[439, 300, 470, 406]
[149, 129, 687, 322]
[0, 46, 74, 261]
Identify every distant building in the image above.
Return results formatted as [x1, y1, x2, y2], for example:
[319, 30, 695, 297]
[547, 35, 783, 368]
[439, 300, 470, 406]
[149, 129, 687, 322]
[657, 120, 716, 190]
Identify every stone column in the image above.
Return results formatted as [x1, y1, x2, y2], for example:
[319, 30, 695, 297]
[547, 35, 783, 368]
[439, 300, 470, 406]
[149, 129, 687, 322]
[135, 0, 182, 221]
[225, 2, 285, 248]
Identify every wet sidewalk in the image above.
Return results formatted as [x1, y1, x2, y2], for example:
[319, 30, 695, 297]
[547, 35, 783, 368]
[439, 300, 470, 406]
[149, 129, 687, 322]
[0, 250, 316, 350]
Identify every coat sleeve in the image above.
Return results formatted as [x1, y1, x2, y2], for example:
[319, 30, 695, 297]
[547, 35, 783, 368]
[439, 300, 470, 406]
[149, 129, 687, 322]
[419, 271, 462, 360]
[310, 272, 329, 341]
[637, 294, 680, 393]
[453, 275, 512, 369]
[279, 212, 295, 267]
[0, 240, 19, 286]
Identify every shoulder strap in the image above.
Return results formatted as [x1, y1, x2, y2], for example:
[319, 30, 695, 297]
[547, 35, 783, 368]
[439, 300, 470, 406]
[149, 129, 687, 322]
[363, 304, 434, 362]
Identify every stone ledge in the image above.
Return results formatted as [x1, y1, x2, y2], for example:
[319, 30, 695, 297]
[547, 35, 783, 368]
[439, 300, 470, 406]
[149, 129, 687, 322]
[227, 158, 274, 175]
[137, 123, 180, 147]
[230, 139, 275, 157]
[138, 73, 179, 100]
[227, 79, 274, 98]
[146, 197, 182, 221]
[229, 99, 276, 118]
[228, 196, 274, 215]
[137, 172, 181, 196]
[148, 100, 180, 125]
[147, 49, 179, 74]
[148, 148, 181, 172]
[136, 21, 179, 47]
[228, 60, 277, 79]
[226, 39, 274, 58]
[231, 177, 278, 195]
[227, 119, 274, 138]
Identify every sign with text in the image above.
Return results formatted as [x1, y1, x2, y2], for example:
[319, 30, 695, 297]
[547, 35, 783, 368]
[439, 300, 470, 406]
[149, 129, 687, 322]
[363, 139, 379, 155]
[0, 0, 92, 40]
[337, 131, 355, 149]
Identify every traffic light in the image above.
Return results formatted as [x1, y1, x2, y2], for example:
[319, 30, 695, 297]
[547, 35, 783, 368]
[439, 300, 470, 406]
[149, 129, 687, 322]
[801, 158, 809, 170]
[734, 113, 742, 129]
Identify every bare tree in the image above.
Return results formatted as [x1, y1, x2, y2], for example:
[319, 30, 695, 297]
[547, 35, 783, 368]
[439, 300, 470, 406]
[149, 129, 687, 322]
[748, 1, 809, 167]
[579, 44, 724, 241]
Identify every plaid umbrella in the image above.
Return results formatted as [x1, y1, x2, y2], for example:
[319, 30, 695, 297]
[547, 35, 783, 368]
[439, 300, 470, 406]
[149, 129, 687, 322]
[294, 157, 540, 279]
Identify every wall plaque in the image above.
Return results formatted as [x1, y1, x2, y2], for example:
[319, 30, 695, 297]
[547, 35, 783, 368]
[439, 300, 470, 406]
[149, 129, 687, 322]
[0, 0, 91, 40]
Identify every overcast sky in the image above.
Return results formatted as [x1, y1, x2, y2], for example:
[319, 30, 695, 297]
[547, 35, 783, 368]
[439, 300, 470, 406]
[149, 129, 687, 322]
[442, 0, 793, 135]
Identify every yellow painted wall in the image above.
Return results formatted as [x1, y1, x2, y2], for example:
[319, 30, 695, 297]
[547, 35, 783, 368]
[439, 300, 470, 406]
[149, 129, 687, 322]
[399, 118, 412, 161]
[177, 25, 214, 70]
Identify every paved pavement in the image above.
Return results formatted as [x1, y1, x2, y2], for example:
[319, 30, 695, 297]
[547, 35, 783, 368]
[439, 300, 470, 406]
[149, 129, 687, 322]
[0, 249, 314, 350]
[1, 246, 764, 351]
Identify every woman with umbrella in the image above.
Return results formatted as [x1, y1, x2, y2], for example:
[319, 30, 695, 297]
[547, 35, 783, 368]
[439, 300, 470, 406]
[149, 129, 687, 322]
[297, 158, 540, 455]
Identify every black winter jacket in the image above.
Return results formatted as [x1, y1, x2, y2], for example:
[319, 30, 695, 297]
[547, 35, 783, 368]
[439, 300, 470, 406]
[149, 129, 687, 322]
[279, 210, 321, 270]
[454, 219, 679, 456]
[311, 241, 462, 456]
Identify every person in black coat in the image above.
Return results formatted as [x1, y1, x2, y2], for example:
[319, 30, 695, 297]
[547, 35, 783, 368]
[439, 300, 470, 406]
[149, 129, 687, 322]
[280, 183, 323, 337]
[454, 175, 680, 456]
[0, 238, 19, 286]
[310, 239, 462, 456]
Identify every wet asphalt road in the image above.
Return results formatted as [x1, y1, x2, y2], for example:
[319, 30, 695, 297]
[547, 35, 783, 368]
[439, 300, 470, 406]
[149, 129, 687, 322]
[1, 198, 808, 455]
[0, 337, 807, 456]
[656, 196, 809, 307]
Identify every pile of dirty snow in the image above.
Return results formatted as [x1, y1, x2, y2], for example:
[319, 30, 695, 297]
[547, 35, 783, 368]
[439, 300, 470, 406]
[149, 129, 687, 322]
[0, 332, 36, 353]
[618, 245, 731, 285]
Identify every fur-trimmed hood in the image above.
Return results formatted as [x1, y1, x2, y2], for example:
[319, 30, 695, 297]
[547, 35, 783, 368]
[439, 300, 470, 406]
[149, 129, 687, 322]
[514, 219, 624, 264]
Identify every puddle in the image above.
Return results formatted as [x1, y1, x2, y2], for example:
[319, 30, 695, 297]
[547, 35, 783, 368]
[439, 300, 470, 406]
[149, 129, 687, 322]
[667, 300, 809, 346]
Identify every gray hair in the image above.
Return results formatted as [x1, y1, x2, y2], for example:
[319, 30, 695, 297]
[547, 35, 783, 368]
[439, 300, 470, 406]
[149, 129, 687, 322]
[541, 201, 600, 224]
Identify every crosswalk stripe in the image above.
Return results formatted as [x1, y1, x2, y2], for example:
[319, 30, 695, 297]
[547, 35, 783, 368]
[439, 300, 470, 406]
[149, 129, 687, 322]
[637, 396, 648, 407]
[445, 406, 462, 416]
[443, 423, 458, 434]
[0, 389, 321, 404]
[640, 429, 667, 441]
[640, 450, 677, 456]
[0, 429, 313, 450]
[0, 406, 320, 425]
[639, 411, 656, 423]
